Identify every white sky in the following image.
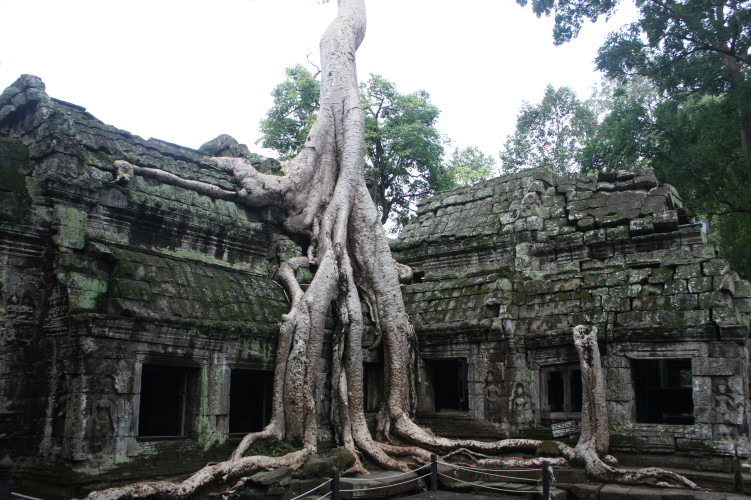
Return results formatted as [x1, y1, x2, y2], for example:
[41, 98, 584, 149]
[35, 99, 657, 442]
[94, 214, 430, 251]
[0, 0, 638, 161]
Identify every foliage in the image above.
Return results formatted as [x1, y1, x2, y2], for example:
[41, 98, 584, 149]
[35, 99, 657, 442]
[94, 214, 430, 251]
[581, 79, 751, 276]
[519, 0, 751, 278]
[259, 67, 454, 230]
[448, 146, 496, 186]
[361, 74, 453, 229]
[580, 77, 660, 173]
[500, 85, 597, 175]
[259, 65, 320, 160]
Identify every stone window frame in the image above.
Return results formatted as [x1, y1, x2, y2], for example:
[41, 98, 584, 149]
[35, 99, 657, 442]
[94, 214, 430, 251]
[132, 353, 206, 442]
[617, 343, 704, 429]
[631, 357, 694, 425]
[540, 363, 583, 421]
[525, 346, 580, 421]
[226, 359, 275, 436]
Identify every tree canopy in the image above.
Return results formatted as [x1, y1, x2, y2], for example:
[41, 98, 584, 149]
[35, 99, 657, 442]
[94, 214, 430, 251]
[500, 85, 597, 175]
[259, 65, 321, 160]
[362, 74, 454, 228]
[448, 146, 497, 186]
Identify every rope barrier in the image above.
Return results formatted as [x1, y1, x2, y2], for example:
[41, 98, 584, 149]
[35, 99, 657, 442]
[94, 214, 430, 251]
[315, 492, 331, 500]
[440, 461, 541, 483]
[290, 478, 333, 500]
[343, 463, 430, 482]
[438, 460, 541, 473]
[438, 472, 542, 494]
[339, 471, 432, 493]
[11, 494, 45, 500]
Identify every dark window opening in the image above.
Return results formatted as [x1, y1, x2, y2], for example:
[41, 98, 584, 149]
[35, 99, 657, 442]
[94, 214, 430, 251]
[363, 362, 384, 412]
[484, 304, 501, 318]
[541, 364, 582, 420]
[424, 359, 468, 411]
[633, 358, 694, 424]
[139, 364, 197, 439]
[229, 369, 273, 434]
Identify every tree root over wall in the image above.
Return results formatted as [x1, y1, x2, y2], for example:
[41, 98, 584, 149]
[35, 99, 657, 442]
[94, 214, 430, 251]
[85, 2, 697, 497]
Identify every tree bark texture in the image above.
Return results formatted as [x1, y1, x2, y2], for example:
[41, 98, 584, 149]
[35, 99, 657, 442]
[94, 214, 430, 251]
[85, 3, 697, 497]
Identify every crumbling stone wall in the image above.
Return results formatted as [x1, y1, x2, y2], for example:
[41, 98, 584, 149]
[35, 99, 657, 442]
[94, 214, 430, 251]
[0, 76, 299, 492]
[393, 168, 751, 458]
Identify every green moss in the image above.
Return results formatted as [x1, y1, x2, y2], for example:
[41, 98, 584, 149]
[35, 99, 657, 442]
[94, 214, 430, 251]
[54, 205, 88, 250]
[57, 271, 108, 312]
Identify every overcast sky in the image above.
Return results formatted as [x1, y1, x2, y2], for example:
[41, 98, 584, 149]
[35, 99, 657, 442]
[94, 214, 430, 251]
[0, 0, 637, 162]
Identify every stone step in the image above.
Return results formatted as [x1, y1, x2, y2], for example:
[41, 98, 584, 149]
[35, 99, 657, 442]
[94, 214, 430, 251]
[416, 411, 506, 440]
[339, 470, 425, 499]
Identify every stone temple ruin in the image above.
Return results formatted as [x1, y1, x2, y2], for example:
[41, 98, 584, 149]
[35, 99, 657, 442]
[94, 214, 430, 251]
[1, 74, 751, 496]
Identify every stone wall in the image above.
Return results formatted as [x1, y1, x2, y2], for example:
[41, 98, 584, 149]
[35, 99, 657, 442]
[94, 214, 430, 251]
[0, 76, 298, 494]
[393, 168, 751, 458]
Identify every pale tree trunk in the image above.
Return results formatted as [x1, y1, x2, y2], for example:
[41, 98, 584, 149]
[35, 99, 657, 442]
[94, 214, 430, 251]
[86, 2, 698, 496]
[572, 326, 697, 489]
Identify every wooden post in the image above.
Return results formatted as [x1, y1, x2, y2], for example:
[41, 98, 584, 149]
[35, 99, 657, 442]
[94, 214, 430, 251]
[0, 455, 12, 500]
[542, 460, 551, 500]
[430, 453, 438, 491]
[331, 466, 340, 500]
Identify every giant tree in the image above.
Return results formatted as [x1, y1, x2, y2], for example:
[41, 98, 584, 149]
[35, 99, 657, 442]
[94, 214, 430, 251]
[87, 2, 696, 497]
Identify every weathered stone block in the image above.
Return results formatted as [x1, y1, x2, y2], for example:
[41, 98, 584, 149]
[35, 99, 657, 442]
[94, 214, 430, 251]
[664, 279, 688, 294]
[648, 267, 673, 284]
[629, 216, 654, 236]
[693, 358, 741, 376]
[713, 306, 745, 328]
[628, 268, 650, 285]
[602, 295, 630, 312]
[250, 466, 291, 486]
[631, 295, 670, 311]
[653, 210, 679, 232]
[688, 276, 713, 293]
[576, 216, 595, 230]
[708, 342, 741, 358]
[606, 225, 629, 241]
[673, 293, 698, 310]
[703, 260, 730, 276]
[633, 173, 658, 190]
[675, 263, 701, 279]
[590, 243, 614, 259]
[53, 205, 88, 250]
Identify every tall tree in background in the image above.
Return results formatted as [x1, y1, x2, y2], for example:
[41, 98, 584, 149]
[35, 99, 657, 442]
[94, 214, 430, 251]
[362, 74, 453, 228]
[520, 0, 751, 278]
[500, 85, 597, 175]
[259, 65, 320, 160]
[579, 76, 660, 173]
[260, 68, 453, 230]
[448, 146, 497, 186]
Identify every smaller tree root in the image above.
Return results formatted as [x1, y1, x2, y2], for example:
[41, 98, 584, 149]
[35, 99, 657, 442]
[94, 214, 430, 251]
[230, 422, 284, 462]
[85, 449, 313, 500]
